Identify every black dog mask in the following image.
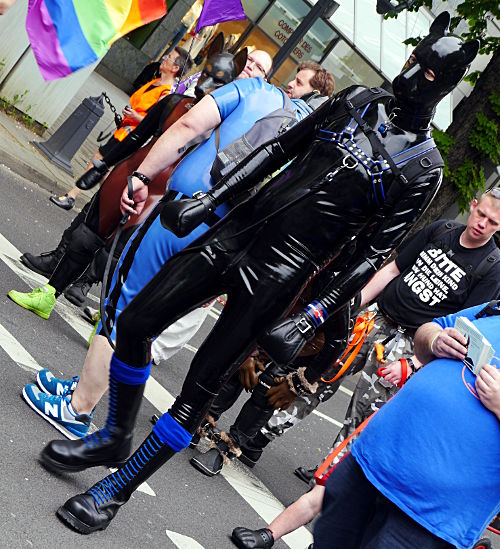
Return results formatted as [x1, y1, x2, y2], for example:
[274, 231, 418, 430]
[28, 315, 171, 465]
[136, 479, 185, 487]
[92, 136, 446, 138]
[392, 11, 479, 115]
[194, 33, 247, 101]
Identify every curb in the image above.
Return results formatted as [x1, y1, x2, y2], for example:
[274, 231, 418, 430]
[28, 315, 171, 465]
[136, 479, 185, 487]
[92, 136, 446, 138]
[0, 147, 90, 212]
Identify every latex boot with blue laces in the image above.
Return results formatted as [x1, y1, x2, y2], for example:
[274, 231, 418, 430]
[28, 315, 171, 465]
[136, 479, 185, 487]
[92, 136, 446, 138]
[56, 430, 176, 534]
[40, 373, 145, 473]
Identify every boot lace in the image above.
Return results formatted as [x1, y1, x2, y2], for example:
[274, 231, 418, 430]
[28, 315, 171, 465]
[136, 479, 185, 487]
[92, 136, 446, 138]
[88, 432, 163, 505]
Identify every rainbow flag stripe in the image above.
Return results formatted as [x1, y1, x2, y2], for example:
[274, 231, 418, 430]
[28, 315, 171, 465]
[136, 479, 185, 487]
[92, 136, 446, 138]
[26, 0, 167, 81]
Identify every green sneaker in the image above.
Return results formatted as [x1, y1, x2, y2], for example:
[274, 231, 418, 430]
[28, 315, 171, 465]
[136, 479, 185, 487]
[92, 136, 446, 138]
[88, 311, 101, 346]
[8, 284, 56, 319]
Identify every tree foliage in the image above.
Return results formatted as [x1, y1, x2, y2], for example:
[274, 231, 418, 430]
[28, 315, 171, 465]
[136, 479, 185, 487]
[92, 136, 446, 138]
[389, 0, 500, 218]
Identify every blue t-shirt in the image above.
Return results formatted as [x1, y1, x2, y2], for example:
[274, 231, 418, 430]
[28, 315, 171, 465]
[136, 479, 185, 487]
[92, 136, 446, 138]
[352, 303, 500, 549]
[167, 77, 308, 218]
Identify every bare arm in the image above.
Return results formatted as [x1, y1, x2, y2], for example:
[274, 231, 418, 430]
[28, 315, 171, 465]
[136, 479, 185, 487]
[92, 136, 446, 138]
[360, 260, 400, 308]
[121, 95, 221, 215]
[414, 322, 467, 366]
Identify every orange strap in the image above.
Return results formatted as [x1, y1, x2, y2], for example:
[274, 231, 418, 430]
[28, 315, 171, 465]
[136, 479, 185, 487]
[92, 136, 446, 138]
[377, 357, 408, 388]
[315, 410, 377, 482]
[321, 312, 375, 384]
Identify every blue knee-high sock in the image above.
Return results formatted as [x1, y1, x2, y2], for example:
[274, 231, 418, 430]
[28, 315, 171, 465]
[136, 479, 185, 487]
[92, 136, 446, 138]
[153, 413, 193, 452]
[104, 354, 151, 433]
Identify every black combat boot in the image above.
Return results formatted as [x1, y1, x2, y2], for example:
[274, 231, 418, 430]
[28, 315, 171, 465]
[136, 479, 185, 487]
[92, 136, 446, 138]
[190, 434, 239, 477]
[57, 430, 177, 533]
[20, 202, 90, 277]
[238, 431, 271, 468]
[63, 252, 102, 306]
[40, 374, 145, 473]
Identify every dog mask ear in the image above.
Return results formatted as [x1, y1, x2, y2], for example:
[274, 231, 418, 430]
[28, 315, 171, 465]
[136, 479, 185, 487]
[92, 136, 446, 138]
[429, 11, 450, 36]
[232, 48, 248, 78]
[461, 39, 480, 65]
[206, 32, 225, 59]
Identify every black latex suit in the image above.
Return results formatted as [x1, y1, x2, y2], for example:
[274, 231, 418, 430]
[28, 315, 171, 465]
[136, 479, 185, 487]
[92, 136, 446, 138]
[46, 12, 479, 535]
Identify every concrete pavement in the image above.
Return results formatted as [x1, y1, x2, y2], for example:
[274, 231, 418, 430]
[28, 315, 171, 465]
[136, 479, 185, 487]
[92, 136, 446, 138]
[0, 70, 129, 210]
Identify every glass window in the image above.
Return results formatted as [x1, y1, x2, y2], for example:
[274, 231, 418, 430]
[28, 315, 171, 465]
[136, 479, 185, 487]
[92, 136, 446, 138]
[242, 0, 270, 22]
[406, 9, 431, 53]
[300, 18, 337, 63]
[322, 39, 383, 91]
[380, 9, 407, 78]
[354, 0, 382, 68]
[328, 0, 354, 43]
[433, 94, 452, 130]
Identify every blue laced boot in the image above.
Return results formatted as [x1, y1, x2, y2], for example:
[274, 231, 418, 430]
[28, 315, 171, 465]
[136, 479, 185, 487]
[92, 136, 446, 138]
[57, 412, 192, 534]
[40, 355, 149, 473]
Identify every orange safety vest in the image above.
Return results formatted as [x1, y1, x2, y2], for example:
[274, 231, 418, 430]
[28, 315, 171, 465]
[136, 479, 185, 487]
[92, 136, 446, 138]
[114, 78, 171, 142]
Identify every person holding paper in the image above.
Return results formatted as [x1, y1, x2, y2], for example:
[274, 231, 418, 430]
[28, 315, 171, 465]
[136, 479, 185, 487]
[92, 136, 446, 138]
[312, 300, 500, 549]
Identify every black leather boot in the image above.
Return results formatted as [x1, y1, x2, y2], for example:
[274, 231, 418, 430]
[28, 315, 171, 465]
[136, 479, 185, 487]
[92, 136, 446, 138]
[40, 376, 145, 473]
[63, 252, 101, 306]
[231, 527, 274, 549]
[76, 159, 108, 190]
[20, 249, 63, 277]
[189, 433, 241, 477]
[238, 431, 271, 468]
[20, 202, 90, 277]
[57, 431, 176, 534]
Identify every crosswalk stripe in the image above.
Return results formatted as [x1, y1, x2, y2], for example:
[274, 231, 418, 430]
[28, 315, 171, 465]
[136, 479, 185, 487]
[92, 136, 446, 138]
[0, 231, 313, 548]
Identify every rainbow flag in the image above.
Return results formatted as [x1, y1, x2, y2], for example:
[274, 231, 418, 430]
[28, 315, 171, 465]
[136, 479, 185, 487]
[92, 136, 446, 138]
[26, 0, 167, 81]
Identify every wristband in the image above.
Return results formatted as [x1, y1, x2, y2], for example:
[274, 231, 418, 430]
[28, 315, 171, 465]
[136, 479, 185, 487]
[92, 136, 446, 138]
[429, 332, 440, 355]
[132, 171, 151, 186]
[305, 301, 328, 327]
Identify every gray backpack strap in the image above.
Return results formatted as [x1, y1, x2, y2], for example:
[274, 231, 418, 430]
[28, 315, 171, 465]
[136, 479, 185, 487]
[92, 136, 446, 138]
[473, 247, 500, 282]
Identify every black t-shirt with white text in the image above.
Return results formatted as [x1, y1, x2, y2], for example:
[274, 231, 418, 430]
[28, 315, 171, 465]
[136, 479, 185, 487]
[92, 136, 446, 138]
[378, 220, 500, 329]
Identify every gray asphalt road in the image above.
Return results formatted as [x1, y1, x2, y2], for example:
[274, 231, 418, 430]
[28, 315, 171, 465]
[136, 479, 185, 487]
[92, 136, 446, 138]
[0, 165, 496, 549]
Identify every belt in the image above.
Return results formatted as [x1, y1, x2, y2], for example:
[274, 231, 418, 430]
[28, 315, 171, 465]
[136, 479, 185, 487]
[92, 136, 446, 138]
[177, 192, 222, 228]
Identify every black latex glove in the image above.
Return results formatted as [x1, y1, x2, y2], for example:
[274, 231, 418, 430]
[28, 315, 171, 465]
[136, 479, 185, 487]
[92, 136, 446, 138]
[259, 312, 316, 366]
[160, 192, 216, 237]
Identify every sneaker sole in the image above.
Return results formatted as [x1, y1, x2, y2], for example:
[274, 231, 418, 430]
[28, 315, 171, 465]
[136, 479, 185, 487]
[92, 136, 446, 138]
[189, 456, 222, 477]
[8, 292, 52, 320]
[57, 506, 109, 534]
[19, 255, 52, 278]
[21, 387, 80, 440]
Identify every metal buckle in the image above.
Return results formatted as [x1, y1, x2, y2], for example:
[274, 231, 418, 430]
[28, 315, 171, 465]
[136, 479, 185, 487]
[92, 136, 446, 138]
[343, 155, 358, 169]
[295, 317, 313, 335]
[192, 191, 205, 199]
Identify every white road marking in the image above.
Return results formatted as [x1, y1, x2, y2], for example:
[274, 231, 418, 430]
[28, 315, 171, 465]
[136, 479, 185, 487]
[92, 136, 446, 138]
[222, 465, 313, 548]
[0, 231, 325, 548]
[0, 323, 41, 373]
[166, 530, 205, 548]
[0, 234, 155, 495]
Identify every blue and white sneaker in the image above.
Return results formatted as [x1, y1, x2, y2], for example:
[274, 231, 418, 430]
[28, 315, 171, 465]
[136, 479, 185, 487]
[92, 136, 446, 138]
[36, 369, 79, 396]
[22, 384, 91, 439]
